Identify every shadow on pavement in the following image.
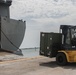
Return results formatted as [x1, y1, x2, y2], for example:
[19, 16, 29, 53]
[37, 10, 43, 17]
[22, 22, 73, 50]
[40, 61, 76, 69]
[40, 61, 58, 68]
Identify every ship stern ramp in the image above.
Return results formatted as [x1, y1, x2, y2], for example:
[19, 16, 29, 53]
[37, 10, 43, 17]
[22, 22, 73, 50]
[0, 17, 26, 55]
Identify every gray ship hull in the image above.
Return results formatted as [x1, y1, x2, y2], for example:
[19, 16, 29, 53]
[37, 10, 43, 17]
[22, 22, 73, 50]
[0, 17, 26, 55]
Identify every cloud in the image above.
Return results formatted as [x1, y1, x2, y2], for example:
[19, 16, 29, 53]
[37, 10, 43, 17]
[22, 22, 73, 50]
[10, 0, 76, 20]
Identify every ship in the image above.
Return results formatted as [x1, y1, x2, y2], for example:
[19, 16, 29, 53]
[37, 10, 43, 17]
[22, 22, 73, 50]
[0, 0, 26, 55]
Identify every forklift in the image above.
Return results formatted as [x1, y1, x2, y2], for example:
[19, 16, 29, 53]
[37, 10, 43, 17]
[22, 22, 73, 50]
[40, 25, 76, 65]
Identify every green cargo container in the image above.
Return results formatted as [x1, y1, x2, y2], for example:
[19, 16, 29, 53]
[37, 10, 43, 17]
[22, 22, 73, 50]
[40, 32, 62, 57]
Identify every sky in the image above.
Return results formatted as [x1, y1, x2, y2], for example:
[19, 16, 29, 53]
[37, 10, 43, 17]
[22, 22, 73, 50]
[10, 0, 76, 48]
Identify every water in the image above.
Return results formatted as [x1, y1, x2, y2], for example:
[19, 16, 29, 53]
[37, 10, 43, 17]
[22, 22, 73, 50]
[22, 48, 40, 57]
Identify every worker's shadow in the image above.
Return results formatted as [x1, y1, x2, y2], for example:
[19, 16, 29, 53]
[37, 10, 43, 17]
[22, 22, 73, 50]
[39, 61, 76, 69]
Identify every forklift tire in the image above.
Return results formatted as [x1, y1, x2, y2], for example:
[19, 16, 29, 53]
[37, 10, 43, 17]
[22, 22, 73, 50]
[56, 52, 67, 66]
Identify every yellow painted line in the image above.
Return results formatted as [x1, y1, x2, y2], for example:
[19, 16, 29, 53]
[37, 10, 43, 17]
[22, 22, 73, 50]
[0, 56, 43, 64]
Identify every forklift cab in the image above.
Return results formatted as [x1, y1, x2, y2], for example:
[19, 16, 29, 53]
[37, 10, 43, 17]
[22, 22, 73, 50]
[60, 25, 76, 50]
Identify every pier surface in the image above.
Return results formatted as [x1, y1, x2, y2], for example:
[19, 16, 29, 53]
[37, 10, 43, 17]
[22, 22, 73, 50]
[0, 52, 76, 75]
